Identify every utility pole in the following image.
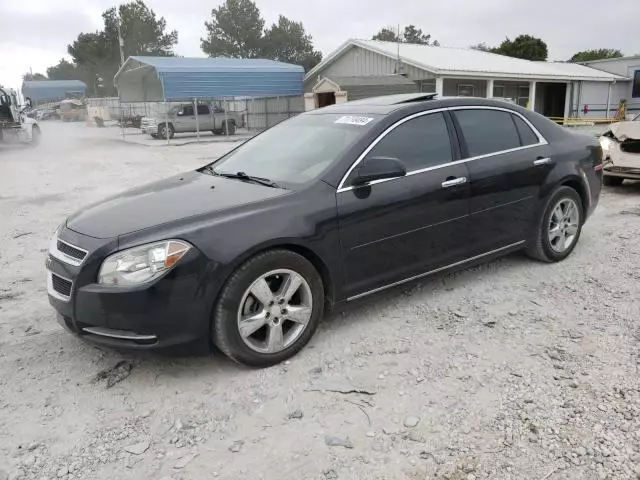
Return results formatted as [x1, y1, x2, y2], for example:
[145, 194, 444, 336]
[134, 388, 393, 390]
[395, 24, 401, 75]
[117, 12, 125, 66]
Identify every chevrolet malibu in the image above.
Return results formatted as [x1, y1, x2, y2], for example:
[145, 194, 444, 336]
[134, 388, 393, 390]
[47, 94, 603, 367]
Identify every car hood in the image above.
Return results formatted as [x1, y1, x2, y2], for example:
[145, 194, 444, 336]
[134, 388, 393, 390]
[66, 171, 290, 238]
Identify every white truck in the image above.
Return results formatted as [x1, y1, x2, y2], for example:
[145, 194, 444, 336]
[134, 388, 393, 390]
[0, 86, 40, 146]
[140, 103, 242, 139]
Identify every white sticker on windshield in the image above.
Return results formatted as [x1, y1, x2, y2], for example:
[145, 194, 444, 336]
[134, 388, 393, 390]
[334, 115, 374, 126]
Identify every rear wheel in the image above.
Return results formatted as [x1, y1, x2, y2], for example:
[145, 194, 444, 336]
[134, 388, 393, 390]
[222, 121, 236, 135]
[212, 250, 324, 367]
[158, 123, 174, 139]
[603, 175, 624, 187]
[526, 186, 583, 263]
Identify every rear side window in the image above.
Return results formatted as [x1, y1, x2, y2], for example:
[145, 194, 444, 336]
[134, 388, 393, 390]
[512, 114, 539, 146]
[197, 105, 210, 115]
[454, 109, 521, 157]
[363, 112, 453, 172]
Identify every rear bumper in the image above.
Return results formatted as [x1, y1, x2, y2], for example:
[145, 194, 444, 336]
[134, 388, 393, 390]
[604, 166, 640, 180]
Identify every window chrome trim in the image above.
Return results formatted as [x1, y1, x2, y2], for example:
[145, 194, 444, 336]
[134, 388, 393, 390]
[47, 271, 73, 302]
[50, 237, 88, 267]
[82, 327, 158, 342]
[336, 105, 549, 193]
[346, 240, 526, 301]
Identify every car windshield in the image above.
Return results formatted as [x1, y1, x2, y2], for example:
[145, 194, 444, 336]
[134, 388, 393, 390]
[210, 113, 380, 186]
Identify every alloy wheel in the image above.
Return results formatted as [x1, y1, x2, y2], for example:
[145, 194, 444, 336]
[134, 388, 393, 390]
[237, 269, 313, 354]
[548, 198, 579, 253]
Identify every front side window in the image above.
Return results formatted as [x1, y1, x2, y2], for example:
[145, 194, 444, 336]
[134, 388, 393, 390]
[197, 105, 210, 115]
[633, 70, 640, 98]
[181, 105, 194, 116]
[361, 112, 452, 174]
[454, 109, 521, 157]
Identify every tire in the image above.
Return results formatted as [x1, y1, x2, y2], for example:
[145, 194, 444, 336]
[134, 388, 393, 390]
[150, 133, 158, 139]
[526, 186, 584, 263]
[603, 175, 623, 187]
[158, 123, 174, 140]
[222, 121, 236, 135]
[212, 249, 324, 367]
[29, 126, 41, 147]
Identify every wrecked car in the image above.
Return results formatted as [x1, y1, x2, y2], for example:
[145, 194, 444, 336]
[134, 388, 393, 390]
[599, 114, 640, 186]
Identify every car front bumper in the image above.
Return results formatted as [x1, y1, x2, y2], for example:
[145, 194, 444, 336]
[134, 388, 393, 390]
[47, 227, 214, 352]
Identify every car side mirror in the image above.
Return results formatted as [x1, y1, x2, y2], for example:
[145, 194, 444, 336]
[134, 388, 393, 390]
[25, 97, 32, 108]
[352, 156, 407, 186]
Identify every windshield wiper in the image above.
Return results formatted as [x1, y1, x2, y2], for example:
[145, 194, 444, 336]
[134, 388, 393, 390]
[215, 170, 280, 189]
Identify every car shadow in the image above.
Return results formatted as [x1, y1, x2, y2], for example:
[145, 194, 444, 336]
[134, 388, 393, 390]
[93, 251, 535, 382]
[603, 180, 640, 196]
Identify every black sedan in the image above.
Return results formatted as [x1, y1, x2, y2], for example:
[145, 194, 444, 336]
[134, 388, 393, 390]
[47, 94, 603, 367]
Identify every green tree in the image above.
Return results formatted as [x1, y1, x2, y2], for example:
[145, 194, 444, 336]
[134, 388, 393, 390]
[59, 1, 177, 96]
[261, 15, 322, 71]
[22, 73, 47, 81]
[470, 42, 491, 52]
[491, 34, 548, 61]
[47, 60, 79, 80]
[201, 0, 265, 58]
[372, 25, 438, 45]
[569, 49, 623, 62]
[372, 27, 400, 42]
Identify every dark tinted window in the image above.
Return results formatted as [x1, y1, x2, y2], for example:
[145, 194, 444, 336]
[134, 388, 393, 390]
[632, 70, 640, 98]
[197, 105, 210, 115]
[363, 112, 452, 172]
[181, 105, 194, 116]
[454, 109, 521, 157]
[512, 114, 539, 146]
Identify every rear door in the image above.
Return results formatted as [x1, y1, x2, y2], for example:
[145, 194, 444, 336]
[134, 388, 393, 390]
[196, 104, 213, 131]
[337, 111, 470, 298]
[451, 107, 552, 255]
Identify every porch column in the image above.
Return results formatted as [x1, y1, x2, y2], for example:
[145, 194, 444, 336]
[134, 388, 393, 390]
[563, 83, 571, 124]
[304, 93, 315, 111]
[486, 79, 494, 98]
[435, 77, 444, 97]
[528, 81, 537, 111]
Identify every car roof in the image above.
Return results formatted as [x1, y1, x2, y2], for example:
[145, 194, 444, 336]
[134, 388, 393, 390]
[305, 94, 525, 116]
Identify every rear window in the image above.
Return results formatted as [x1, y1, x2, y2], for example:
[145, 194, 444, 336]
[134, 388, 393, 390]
[454, 109, 521, 157]
[512, 114, 539, 146]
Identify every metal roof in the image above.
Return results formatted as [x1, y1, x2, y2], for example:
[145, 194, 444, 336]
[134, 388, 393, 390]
[114, 56, 304, 102]
[327, 75, 416, 87]
[21, 80, 87, 101]
[306, 40, 628, 83]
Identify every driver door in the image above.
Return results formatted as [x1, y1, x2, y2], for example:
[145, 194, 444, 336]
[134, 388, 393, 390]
[174, 105, 194, 132]
[337, 111, 471, 298]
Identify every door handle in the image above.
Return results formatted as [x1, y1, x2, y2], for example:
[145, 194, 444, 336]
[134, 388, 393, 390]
[533, 157, 552, 166]
[441, 177, 467, 188]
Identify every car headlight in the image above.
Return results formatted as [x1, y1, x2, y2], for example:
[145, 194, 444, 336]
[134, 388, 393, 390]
[98, 240, 191, 286]
[599, 136, 614, 154]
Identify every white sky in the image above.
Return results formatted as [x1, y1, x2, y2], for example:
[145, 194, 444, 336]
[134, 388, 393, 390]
[1, 0, 638, 90]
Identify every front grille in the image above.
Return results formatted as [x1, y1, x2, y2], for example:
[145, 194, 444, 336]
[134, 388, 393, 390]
[51, 273, 72, 297]
[57, 240, 87, 261]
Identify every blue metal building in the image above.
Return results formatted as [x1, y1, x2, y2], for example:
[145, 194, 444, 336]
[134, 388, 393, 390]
[22, 80, 87, 102]
[114, 57, 305, 102]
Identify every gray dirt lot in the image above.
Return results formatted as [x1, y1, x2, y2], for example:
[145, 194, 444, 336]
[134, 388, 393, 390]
[1, 122, 640, 480]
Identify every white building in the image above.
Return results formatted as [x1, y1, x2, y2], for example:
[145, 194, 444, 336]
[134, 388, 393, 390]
[304, 39, 627, 118]
[580, 56, 640, 118]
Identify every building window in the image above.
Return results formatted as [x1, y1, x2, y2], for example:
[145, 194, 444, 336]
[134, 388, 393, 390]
[493, 84, 505, 98]
[457, 84, 475, 96]
[633, 70, 640, 98]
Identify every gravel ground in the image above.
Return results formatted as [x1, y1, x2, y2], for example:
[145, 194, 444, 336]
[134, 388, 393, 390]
[1, 122, 639, 480]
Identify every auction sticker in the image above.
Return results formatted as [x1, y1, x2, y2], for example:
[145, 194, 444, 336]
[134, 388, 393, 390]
[334, 115, 374, 126]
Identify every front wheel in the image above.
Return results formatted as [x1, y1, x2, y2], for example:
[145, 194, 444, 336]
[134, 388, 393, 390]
[158, 123, 174, 139]
[526, 186, 584, 263]
[212, 250, 324, 367]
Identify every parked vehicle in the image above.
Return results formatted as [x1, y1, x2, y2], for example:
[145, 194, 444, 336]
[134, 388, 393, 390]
[140, 103, 242, 139]
[59, 99, 87, 122]
[0, 87, 40, 146]
[599, 114, 640, 185]
[47, 94, 602, 367]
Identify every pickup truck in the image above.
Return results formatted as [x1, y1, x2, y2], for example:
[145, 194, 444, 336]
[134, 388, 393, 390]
[141, 103, 242, 139]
